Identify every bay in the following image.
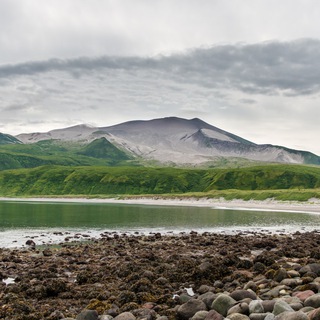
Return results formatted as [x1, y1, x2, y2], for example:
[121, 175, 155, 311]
[1, 200, 320, 247]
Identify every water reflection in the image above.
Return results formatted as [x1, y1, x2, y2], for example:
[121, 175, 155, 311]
[0, 200, 319, 231]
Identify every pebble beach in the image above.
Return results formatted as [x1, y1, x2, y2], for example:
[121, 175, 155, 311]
[2, 230, 320, 319]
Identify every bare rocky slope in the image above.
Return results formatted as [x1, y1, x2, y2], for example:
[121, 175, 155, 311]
[15, 117, 320, 166]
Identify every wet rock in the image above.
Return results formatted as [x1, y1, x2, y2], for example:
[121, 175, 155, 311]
[253, 262, 266, 273]
[76, 310, 99, 320]
[249, 300, 264, 314]
[281, 279, 298, 287]
[177, 298, 207, 320]
[287, 270, 300, 278]
[228, 313, 250, 320]
[203, 309, 224, 320]
[273, 301, 295, 316]
[249, 313, 270, 320]
[228, 302, 249, 316]
[274, 311, 308, 320]
[26, 239, 36, 248]
[299, 264, 320, 276]
[100, 316, 113, 320]
[293, 290, 314, 302]
[191, 310, 209, 320]
[307, 307, 320, 320]
[261, 300, 276, 313]
[114, 312, 136, 320]
[244, 281, 258, 292]
[304, 293, 320, 308]
[299, 306, 314, 313]
[295, 283, 319, 293]
[198, 292, 216, 309]
[230, 289, 257, 301]
[198, 285, 211, 294]
[265, 314, 275, 320]
[274, 269, 288, 283]
[211, 294, 236, 317]
[178, 293, 192, 304]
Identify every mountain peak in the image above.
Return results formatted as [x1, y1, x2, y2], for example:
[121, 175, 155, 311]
[13, 117, 320, 165]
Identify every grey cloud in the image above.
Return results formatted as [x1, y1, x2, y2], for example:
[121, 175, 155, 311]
[1, 39, 320, 96]
[239, 99, 256, 104]
[2, 104, 28, 112]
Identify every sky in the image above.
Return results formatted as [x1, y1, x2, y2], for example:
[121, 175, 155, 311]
[1, 0, 320, 155]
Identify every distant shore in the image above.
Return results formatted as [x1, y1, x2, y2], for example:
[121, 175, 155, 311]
[1, 196, 320, 214]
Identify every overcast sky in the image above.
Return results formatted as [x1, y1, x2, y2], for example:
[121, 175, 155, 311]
[1, 0, 320, 155]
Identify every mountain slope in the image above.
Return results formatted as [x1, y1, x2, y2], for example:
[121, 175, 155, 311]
[77, 137, 131, 162]
[0, 133, 21, 145]
[0, 139, 136, 170]
[15, 117, 320, 166]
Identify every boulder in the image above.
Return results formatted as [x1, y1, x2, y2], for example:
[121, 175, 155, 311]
[76, 310, 99, 320]
[273, 301, 294, 316]
[211, 294, 236, 317]
[304, 293, 320, 308]
[203, 309, 224, 320]
[274, 311, 308, 320]
[228, 313, 250, 320]
[228, 302, 249, 316]
[274, 269, 288, 283]
[177, 298, 207, 320]
[249, 300, 264, 314]
[293, 290, 315, 302]
[249, 313, 270, 320]
[191, 310, 209, 320]
[198, 292, 216, 309]
[230, 290, 257, 301]
[113, 312, 136, 320]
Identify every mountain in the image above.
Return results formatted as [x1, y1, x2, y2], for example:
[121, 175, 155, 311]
[15, 117, 320, 166]
[0, 133, 22, 145]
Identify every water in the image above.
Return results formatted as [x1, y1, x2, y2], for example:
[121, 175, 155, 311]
[1, 200, 320, 247]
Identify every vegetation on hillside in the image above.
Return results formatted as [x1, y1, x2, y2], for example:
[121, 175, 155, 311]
[0, 164, 320, 201]
[0, 133, 21, 145]
[0, 139, 136, 170]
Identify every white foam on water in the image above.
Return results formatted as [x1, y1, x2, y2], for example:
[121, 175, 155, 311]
[1, 224, 317, 248]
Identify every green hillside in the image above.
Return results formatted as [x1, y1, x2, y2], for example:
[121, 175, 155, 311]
[0, 133, 21, 145]
[77, 137, 130, 162]
[0, 164, 320, 199]
[0, 139, 135, 170]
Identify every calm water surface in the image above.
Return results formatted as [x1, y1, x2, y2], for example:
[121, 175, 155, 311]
[0, 200, 320, 247]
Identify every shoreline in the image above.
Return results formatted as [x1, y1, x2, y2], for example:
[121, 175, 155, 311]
[1, 196, 320, 214]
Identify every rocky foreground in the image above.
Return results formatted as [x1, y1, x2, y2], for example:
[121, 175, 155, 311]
[2, 231, 320, 319]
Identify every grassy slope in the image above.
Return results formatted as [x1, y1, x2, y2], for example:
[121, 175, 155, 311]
[0, 164, 320, 200]
[0, 140, 136, 170]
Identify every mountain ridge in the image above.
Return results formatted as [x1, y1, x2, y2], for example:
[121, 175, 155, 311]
[13, 117, 320, 166]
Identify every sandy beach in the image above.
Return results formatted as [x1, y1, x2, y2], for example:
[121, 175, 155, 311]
[1, 196, 320, 214]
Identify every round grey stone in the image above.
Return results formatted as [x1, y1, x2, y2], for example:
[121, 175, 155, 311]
[249, 300, 264, 314]
[305, 294, 320, 308]
[113, 312, 136, 320]
[228, 313, 250, 320]
[274, 311, 308, 320]
[211, 294, 236, 317]
[273, 301, 294, 316]
[191, 310, 209, 320]
[177, 298, 207, 320]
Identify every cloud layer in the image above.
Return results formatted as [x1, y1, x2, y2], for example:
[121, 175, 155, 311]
[1, 39, 320, 155]
[2, 39, 320, 96]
